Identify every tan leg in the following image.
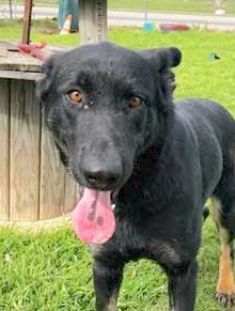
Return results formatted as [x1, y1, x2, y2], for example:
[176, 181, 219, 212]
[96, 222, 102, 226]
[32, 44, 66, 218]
[211, 198, 235, 307]
[106, 293, 118, 311]
[216, 228, 235, 307]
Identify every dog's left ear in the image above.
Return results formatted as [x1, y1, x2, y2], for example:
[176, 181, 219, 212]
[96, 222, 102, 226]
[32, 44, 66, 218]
[138, 48, 181, 111]
[140, 47, 181, 93]
[139, 47, 182, 72]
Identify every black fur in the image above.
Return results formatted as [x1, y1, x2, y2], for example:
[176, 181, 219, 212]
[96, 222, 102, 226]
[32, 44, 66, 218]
[39, 42, 235, 311]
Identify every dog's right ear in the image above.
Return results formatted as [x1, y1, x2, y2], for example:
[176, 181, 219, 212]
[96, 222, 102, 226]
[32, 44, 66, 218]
[36, 54, 58, 107]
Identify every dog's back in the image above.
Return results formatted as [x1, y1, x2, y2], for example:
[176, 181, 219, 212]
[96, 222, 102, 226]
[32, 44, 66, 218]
[175, 99, 235, 199]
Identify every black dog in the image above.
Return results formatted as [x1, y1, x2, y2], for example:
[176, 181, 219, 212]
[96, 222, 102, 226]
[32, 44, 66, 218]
[39, 42, 235, 310]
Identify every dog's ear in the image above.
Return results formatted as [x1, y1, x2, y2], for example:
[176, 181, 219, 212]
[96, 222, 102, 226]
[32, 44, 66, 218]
[139, 47, 181, 72]
[139, 48, 181, 112]
[36, 54, 59, 107]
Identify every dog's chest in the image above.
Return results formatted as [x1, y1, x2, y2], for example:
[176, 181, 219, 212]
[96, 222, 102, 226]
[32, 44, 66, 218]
[92, 218, 184, 267]
[119, 220, 182, 264]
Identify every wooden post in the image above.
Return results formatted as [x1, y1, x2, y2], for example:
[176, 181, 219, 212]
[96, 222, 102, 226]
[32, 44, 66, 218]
[22, 0, 33, 44]
[79, 0, 107, 44]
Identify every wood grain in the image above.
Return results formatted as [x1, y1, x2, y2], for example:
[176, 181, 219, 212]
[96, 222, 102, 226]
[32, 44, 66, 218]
[0, 41, 67, 73]
[0, 42, 76, 221]
[0, 79, 10, 220]
[94, 0, 107, 42]
[79, 0, 107, 44]
[39, 118, 66, 220]
[0, 70, 44, 80]
[10, 80, 40, 221]
[63, 171, 78, 215]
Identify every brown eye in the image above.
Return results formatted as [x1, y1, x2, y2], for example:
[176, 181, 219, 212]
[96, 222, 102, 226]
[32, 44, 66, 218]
[129, 96, 143, 109]
[67, 90, 84, 104]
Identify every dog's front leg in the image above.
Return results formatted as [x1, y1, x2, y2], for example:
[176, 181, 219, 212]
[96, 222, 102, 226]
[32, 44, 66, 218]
[93, 257, 124, 311]
[167, 259, 198, 311]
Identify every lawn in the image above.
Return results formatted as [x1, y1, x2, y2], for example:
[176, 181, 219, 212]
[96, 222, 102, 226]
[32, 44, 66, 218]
[0, 20, 235, 310]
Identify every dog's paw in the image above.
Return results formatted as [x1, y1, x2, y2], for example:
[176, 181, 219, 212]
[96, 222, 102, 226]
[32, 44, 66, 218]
[216, 291, 235, 308]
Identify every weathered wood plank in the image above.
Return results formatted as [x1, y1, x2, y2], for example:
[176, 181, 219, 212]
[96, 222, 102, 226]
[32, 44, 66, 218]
[63, 172, 78, 215]
[10, 80, 40, 221]
[79, 0, 95, 44]
[0, 42, 77, 221]
[0, 79, 10, 220]
[79, 0, 107, 44]
[39, 121, 66, 220]
[0, 41, 67, 72]
[94, 0, 107, 42]
[0, 71, 44, 80]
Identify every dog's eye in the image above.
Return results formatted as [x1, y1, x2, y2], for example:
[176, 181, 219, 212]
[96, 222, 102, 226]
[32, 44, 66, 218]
[67, 90, 84, 104]
[129, 96, 143, 109]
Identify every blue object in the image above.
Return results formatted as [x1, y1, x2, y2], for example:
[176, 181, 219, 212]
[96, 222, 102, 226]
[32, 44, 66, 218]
[143, 21, 155, 32]
[58, 0, 79, 32]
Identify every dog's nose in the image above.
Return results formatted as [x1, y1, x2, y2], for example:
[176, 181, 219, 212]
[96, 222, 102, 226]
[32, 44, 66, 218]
[84, 169, 121, 189]
[81, 154, 123, 190]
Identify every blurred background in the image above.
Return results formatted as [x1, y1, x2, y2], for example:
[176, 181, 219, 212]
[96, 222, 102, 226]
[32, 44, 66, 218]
[0, 0, 234, 22]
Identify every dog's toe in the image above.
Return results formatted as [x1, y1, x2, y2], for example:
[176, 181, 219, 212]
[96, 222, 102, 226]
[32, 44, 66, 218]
[216, 292, 235, 308]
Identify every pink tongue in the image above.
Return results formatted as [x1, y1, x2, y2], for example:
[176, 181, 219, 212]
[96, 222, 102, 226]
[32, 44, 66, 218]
[72, 188, 116, 244]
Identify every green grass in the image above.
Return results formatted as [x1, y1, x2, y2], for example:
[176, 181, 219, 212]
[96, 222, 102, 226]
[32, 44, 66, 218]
[0, 20, 235, 310]
[0, 220, 222, 311]
[0, 219, 222, 310]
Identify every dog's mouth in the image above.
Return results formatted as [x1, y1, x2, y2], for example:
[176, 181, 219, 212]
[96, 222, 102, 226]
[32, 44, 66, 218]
[72, 188, 116, 244]
[71, 158, 131, 245]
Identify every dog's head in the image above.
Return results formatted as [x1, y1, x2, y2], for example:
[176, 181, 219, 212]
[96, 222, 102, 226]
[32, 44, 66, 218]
[39, 42, 181, 193]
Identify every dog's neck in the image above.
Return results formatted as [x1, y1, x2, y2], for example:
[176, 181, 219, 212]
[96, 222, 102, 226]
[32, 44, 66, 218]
[116, 105, 176, 217]
[147, 101, 175, 157]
